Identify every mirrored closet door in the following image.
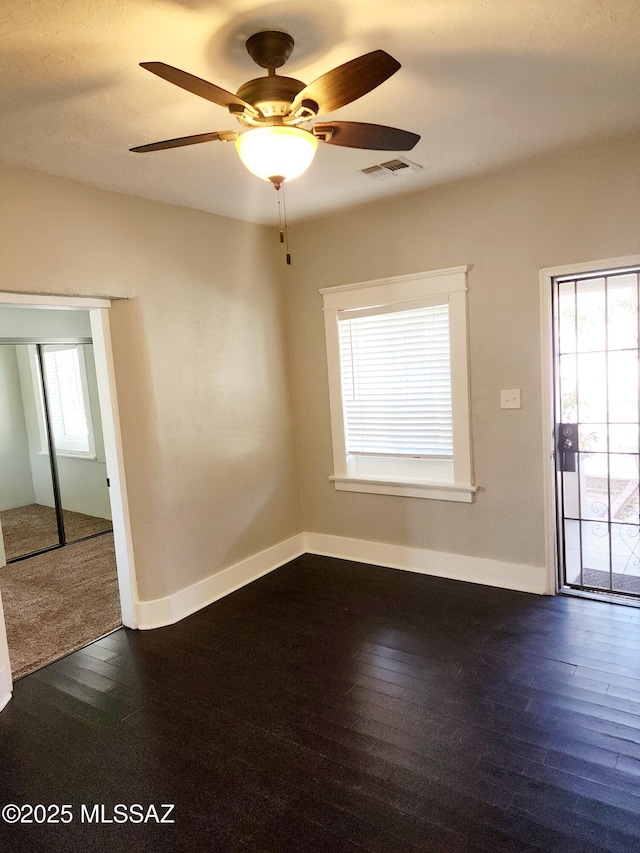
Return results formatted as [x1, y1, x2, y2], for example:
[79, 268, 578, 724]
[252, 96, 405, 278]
[0, 342, 112, 563]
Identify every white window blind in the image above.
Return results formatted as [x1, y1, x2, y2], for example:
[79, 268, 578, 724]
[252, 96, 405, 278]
[337, 301, 452, 457]
[43, 346, 91, 454]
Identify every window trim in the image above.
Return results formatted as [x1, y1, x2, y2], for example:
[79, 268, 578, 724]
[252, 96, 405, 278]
[321, 266, 476, 502]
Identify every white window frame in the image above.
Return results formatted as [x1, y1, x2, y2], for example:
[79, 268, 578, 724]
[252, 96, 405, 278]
[321, 266, 476, 502]
[29, 343, 97, 459]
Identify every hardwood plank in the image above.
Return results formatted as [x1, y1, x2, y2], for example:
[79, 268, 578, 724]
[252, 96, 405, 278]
[2, 552, 640, 851]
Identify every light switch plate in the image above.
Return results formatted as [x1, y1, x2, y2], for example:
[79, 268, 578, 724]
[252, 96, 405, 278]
[500, 389, 521, 409]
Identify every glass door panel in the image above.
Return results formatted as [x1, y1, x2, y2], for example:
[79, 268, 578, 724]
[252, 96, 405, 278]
[554, 269, 640, 598]
[0, 345, 61, 560]
[41, 344, 113, 545]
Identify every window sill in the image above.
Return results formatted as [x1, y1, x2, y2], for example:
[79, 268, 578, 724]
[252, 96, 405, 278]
[38, 450, 97, 461]
[329, 475, 477, 503]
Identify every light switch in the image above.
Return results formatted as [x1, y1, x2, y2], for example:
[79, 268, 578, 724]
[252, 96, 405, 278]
[500, 389, 521, 409]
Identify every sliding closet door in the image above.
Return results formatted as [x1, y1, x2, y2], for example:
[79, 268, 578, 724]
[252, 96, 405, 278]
[40, 344, 113, 545]
[0, 345, 60, 560]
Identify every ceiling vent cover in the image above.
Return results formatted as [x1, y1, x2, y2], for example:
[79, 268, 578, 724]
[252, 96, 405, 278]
[360, 156, 422, 180]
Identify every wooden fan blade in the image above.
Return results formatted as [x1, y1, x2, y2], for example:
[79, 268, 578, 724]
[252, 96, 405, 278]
[313, 121, 420, 151]
[290, 51, 400, 115]
[140, 62, 254, 112]
[130, 131, 236, 153]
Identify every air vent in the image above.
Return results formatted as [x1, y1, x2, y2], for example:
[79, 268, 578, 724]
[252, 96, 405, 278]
[360, 156, 422, 180]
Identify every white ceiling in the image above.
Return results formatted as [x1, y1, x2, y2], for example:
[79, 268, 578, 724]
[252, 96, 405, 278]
[2, 0, 639, 225]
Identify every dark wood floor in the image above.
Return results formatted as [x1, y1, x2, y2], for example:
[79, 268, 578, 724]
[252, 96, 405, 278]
[2, 554, 640, 852]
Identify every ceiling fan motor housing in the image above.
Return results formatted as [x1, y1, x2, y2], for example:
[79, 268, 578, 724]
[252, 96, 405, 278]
[245, 31, 295, 69]
[235, 76, 306, 123]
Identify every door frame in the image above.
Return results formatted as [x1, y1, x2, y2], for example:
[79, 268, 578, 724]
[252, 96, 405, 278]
[539, 255, 640, 597]
[0, 292, 138, 711]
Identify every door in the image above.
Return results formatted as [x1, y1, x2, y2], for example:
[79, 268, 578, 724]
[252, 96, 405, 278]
[553, 265, 640, 598]
[0, 344, 64, 560]
[40, 343, 113, 548]
[0, 343, 112, 562]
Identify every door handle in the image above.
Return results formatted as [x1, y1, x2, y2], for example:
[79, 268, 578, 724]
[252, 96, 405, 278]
[557, 423, 578, 472]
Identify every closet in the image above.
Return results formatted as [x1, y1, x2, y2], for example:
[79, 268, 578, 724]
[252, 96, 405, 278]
[0, 310, 112, 563]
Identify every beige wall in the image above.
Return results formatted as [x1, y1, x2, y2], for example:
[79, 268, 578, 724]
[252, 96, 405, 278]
[0, 164, 302, 601]
[2, 131, 639, 607]
[285, 132, 640, 572]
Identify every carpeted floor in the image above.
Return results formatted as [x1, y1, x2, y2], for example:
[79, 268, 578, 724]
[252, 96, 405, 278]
[0, 502, 112, 561]
[0, 533, 121, 679]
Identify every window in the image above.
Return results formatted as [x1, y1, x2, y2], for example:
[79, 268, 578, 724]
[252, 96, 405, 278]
[321, 267, 476, 502]
[31, 344, 96, 458]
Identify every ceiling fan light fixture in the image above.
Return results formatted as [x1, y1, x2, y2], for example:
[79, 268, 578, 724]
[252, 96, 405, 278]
[235, 126, 318, 185]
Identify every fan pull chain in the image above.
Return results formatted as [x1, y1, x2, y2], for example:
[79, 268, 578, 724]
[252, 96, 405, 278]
[277, 186, 284, 245]
[274, 182, 291, 265]
[281, 182, 291, 265]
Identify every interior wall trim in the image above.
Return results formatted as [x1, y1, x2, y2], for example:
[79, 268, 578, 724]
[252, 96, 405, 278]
[135, 529, 546, 630]
[135, 533, 307, 629]
[0, 337, 93, 345]
[0, 670, 11, 713]
[0, 590, 11, 711]
[0, 292, 112, 308]
[305, 532, 548, 595]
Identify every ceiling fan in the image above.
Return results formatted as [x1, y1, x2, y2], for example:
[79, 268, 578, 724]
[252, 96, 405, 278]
[131, 30, 420, 189]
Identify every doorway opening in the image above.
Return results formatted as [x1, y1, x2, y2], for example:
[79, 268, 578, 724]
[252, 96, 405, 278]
[545, 259, 640, 602]
[0, 295, 137, 703]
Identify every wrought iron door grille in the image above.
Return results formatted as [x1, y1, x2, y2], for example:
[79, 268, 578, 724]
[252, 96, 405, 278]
[553, 267, 640, 598]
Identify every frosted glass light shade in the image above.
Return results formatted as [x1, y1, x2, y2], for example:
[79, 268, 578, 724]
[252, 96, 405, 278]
[235, 126, 318, 184]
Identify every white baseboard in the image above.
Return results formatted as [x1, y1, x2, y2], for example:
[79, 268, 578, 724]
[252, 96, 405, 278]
[135, 533, 306, 629]
[0, 667, 11, 713]
[304, 532, 549, 595]
[134, 529, 548, 630]
[0, 584, 12, 713]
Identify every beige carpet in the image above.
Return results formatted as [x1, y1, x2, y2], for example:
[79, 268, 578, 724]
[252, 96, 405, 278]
[0, 533, 121, 679]
[0, 502, 112, 561]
